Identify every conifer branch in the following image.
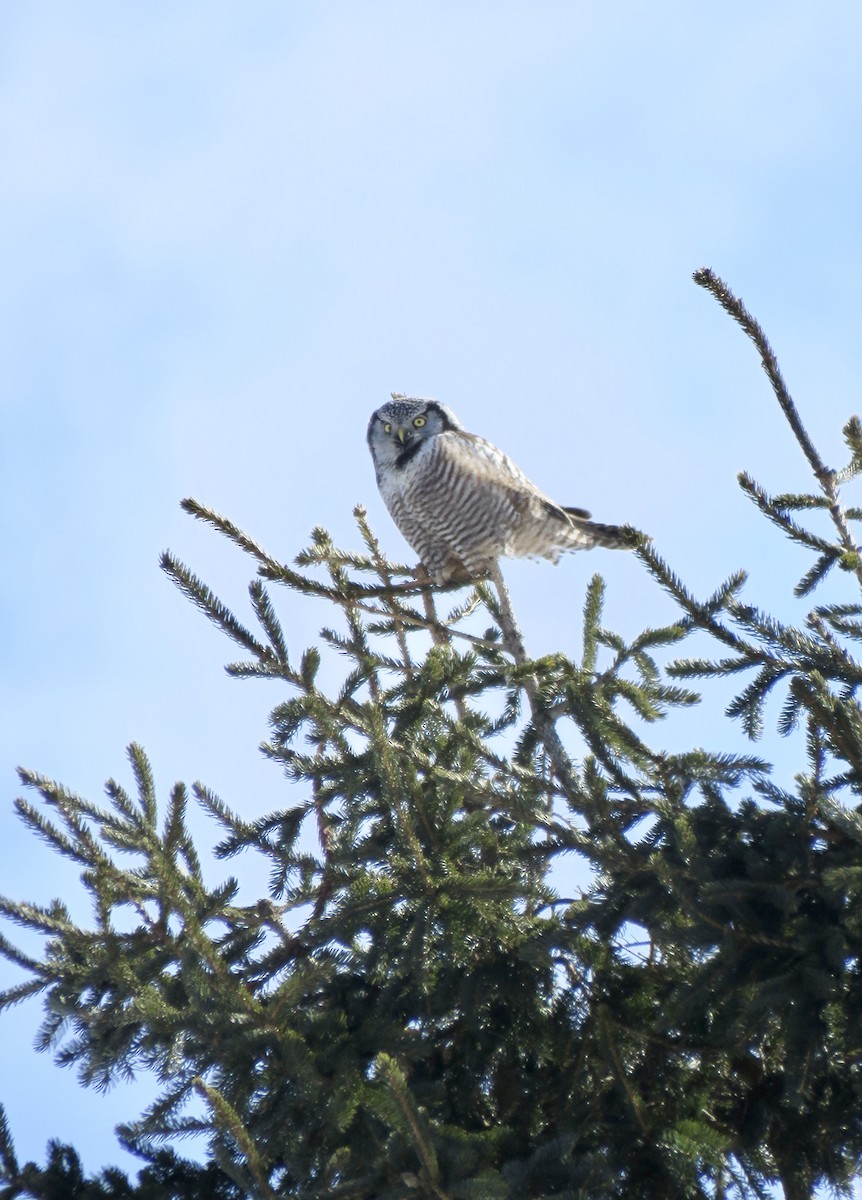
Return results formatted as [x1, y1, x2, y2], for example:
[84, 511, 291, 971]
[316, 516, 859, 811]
[771, 492, 830, 511]
[694, 267, 862, 591]
[180, 499, 281, 570]
[412, 565, 472, 723]
[11, 796, 95, 866]
[161, 552, 270, 659]
[360, 600, 497, 650]
[693, 269, 825, 482]
[794, 553, 839, 598]
[737, 473, 839, 555]
[837, 416, 862, 485]
[193, 1078, 278, 1200]
[355, 504, 415, 681]
[0, 896, 76, 937]
[581, 575, 605, 675]
[248, 581, 289, 665]
[0, 1104, 18, 1181]
[373, 1054, 448, 1199]
[0, 935, 44, 980]
[309, 737, 337, 922]
[636, 542, 751, 655]
[487, 562, 584, 805]
[597, 1005, 651, 1138]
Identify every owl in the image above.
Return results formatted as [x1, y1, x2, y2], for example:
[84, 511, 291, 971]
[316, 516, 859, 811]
[367, 395, 630, 583]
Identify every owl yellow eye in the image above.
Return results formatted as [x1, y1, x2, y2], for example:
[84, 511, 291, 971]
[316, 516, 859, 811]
[413, 416, 426, 427]
[383, 422, 392, 434]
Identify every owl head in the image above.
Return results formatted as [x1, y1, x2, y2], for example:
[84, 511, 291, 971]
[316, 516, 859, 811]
[366, 394, 463, 470]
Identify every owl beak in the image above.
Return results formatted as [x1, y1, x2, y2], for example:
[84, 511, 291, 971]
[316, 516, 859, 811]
[396, 426, 407, 444]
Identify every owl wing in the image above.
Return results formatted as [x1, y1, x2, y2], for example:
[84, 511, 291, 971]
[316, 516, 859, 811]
[441, 430, 540, 491]
[435, 431, 623, 558]
[429, 430, 554, 540]
[438, 430, 569, 519]
[448, 436, 602, 528]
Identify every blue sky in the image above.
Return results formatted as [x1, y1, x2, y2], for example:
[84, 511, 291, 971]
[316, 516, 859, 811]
[3, 1, 862, 1184]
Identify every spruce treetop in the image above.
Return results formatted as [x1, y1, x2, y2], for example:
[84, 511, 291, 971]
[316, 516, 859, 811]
[2, 273, 862, 1199]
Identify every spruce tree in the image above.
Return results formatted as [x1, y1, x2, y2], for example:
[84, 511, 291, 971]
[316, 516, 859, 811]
[3, 270, 862, 1199]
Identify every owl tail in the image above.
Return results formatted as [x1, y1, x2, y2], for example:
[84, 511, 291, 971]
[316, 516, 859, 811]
[566, 516, 641, 551]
